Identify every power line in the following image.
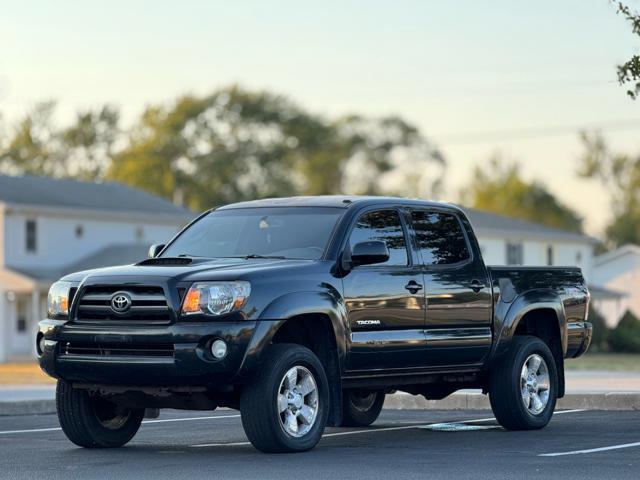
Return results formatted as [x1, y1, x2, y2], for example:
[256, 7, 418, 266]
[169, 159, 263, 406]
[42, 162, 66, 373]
[434, 118, 640, 146]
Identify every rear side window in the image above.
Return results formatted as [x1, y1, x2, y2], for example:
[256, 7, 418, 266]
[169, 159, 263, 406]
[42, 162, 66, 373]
[349, 210, 408, 266]
[410, 210, 470, 265]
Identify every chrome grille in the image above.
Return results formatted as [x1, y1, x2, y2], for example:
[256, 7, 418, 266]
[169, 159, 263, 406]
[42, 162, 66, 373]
[75, 286, 171, 324]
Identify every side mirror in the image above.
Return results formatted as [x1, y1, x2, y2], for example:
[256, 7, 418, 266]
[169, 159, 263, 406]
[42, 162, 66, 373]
[351, 241, 390, 267]
[148, 244, 165, 259]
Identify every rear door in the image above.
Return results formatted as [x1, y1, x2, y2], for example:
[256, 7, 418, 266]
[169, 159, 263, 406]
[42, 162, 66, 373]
[409, 208, 492, 367]
[343, 208, 426, 371]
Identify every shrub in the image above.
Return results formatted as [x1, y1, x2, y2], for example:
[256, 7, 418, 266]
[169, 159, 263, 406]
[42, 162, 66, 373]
[608, 310, 640, 353]
[587, 305, 609, 351]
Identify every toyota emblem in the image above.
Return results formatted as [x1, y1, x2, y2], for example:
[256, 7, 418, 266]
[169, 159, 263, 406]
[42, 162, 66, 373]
[110, 292, 132, 314]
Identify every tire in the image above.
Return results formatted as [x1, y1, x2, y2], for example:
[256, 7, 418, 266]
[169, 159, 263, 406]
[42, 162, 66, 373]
[56, 380, 144, 448]
[489, 335, 558, 430]
[341, 389, 385, 427]
[240, 344, 329, 453]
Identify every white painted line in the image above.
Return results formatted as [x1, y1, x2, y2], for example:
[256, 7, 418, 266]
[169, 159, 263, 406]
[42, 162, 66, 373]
[190, 409, 587, 448]
[143, 414, 240, 424]
[540, 441, 640, 457]
[0, 413, 240, 435]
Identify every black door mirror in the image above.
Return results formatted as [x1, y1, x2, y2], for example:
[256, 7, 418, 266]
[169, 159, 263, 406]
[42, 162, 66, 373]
[148, 244, 165, 259]
[351, 241, 390, 267]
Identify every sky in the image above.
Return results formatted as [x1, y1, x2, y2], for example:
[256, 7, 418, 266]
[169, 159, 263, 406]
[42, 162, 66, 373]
[1, 0, 639, 236]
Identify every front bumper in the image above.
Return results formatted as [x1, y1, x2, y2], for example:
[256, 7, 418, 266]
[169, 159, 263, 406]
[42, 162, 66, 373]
[37, 319, 258, 387]
[566, 321, 593, 358]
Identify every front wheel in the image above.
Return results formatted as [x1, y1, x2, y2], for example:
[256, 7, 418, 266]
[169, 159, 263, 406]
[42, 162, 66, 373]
[240, 344, 329, 453]
[341, 389, 385, 427]
[489, 336, 558, 430]
[56, 380, 144, 448]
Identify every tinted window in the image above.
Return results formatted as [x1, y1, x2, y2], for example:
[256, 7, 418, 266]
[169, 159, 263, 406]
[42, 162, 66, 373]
[162, 207, 343, 260]
[349, 210, 408, 266]
[411, 211, 470, 265]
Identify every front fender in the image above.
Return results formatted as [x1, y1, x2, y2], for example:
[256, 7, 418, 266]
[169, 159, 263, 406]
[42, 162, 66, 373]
[491, 289, 567, 361]
[237, 290, 348, 376]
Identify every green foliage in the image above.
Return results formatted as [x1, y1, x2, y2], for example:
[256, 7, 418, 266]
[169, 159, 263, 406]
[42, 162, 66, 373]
[0, 102, 119, 180]
[1, 86, 445, 210]
[460, 155, 583, 232]
[578, 131, 640, 247]
[609, 310, 640, 353]
[588, 305, 609, 352]
[611, 1, 640, 99]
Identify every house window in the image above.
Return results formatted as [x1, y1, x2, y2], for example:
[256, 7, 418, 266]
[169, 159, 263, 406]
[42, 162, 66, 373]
[16, 298, 27, 333]
[506, 242, 523, 265]
[75, 224, 84, 239]
[546, 245, 554, 266]
[135, 226, 144, 241]
[576, 251, 582, 264]
[25, 220, 37, 253]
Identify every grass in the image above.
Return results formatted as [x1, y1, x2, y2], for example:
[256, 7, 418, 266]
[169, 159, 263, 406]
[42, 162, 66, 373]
[0, 362, 56, 385]
[565, 352, 640, 371]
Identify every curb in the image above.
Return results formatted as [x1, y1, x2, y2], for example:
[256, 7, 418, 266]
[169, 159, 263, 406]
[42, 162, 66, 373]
[0, 400, 56, 416]
[2, 392, 639, 416]
[383, 392, 640, 411]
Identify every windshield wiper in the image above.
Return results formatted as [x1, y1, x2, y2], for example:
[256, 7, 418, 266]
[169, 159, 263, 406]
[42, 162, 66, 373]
[234, 254, 287, 260]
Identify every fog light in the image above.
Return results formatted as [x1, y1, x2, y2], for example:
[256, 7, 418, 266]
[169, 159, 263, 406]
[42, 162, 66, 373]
[210, 339, 227, 359]
[36, 334, 46, 356]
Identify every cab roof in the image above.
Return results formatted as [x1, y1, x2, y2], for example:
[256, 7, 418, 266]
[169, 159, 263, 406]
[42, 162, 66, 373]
[217, 195, 461, 212]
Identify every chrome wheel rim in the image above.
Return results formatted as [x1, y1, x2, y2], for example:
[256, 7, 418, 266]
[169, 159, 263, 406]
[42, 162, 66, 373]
[277, 366, 319, 437]
[350, 390, 377, 412]
[520, 354, 550, 415]
[91, 396, 132, 430]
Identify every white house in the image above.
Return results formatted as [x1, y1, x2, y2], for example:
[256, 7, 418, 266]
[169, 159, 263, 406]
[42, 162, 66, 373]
[462, 208, 596, 279]
[0, 174, 194, 362]
[0, 175, 603, 362]
[591, 244, 640, 327]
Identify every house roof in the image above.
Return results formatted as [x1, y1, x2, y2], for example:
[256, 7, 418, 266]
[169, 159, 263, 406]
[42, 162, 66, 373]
[0, 174, 193, 218]
[461, 208, 596, 244]
[10, 243, 150, 282]
[594, 244, 640, 266]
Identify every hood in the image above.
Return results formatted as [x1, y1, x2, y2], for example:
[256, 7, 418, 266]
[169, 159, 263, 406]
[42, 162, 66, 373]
[61, 257, 318, 284]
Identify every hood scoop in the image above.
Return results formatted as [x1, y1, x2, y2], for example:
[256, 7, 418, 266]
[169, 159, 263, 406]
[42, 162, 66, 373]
[137, 257, 193, 266]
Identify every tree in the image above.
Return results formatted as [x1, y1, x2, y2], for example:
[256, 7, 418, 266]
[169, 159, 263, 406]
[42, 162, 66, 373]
[109, 85, 444, 210]
[0, 102, 119, 180]
[578, 131, 640, 247]
[460, 155, 583, 232]
[609, 309, 640, 353]
[611, 1, 640, 99]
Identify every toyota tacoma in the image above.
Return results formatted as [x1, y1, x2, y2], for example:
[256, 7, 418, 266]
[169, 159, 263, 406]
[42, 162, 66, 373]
[37, 196, 592, 452]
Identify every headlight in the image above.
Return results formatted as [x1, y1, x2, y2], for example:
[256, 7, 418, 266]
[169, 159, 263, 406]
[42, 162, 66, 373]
[181, 282, 251, 316]
[47, 281, 72, 317]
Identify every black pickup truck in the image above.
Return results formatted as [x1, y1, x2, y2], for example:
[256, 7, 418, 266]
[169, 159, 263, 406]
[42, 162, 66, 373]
[38, 196, 592, 453]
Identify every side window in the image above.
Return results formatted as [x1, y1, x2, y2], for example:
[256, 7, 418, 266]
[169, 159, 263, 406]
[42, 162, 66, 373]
[411, 210, 470, 265]
[349, 210, 408, 266]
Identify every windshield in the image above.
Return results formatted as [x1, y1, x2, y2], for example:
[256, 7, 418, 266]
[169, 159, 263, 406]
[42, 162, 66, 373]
[162, 207, 344, 260]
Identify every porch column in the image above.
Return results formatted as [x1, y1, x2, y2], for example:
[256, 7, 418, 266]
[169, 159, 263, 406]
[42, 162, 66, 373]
[31, 289, 41, 358]
[0, 290, 7, 363]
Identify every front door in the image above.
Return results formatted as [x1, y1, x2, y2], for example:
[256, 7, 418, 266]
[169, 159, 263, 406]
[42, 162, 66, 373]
[409, 209, 493, 367]
[343, 208, 426, 371]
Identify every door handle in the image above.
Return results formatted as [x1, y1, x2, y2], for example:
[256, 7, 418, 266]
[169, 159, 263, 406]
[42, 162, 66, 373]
[470, 279, 485, 293]
[404, 281, 423, 294]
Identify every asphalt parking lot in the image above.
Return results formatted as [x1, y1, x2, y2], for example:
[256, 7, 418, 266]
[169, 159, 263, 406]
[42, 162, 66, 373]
[0, 409, 638, 480]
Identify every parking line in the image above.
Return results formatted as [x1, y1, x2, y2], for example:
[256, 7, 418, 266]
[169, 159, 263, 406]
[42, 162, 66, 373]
[539, 441, 640, 457]
[190, 409, 586, 448]
[0, 413, 241, 436]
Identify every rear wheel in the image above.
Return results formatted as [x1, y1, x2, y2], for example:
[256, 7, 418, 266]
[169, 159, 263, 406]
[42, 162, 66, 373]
[56, 380, 144, 448]
[489, 336, 558, 430]
[240, 344, 329, 453]
[341, 389, 385, 427]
